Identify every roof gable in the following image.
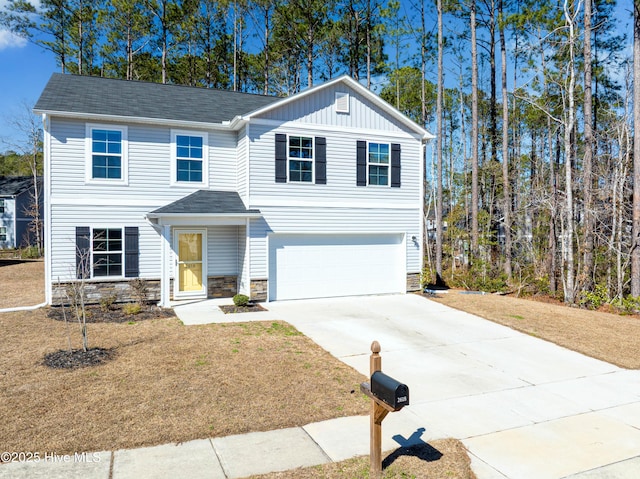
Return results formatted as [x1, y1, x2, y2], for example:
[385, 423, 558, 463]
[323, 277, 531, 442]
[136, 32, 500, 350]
[34, 74, 280, 125]
[243, 76, 434, 140]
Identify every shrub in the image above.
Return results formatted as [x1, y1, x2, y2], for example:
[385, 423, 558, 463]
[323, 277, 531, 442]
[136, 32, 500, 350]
[99, 293, 118, 312]
[233, 294, 250, 307]
[20, 245, 41, 259]
[130, 278, 149, 306]
[579, 284, 609, 310]
[122, 303, 142, 315]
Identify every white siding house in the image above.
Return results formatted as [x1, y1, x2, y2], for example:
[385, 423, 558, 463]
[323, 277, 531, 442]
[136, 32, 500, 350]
[35, 73, 432, 306]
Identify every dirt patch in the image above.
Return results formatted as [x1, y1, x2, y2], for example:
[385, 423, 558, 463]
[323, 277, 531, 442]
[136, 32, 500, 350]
[428, 291, 640, 369]
[219, 303, 267, 314]
[250, 439, 475, 479]
[43, 347, 115, 369]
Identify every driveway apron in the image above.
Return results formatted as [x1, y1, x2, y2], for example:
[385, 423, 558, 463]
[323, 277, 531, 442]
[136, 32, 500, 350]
[266, 294, 640, 479]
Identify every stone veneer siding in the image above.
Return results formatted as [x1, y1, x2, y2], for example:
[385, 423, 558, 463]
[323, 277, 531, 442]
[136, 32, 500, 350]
[406, 273, 421, 292]
[51, 279, 161, 305]
[207, 276, 238, 298]
[250, 279, 268, 302]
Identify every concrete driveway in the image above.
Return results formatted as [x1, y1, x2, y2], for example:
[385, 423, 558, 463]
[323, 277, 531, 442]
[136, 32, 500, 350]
[266, 294, 640, 479]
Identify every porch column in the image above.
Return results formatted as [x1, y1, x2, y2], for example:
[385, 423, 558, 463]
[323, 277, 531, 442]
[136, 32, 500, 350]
[160, 225, 171, 307]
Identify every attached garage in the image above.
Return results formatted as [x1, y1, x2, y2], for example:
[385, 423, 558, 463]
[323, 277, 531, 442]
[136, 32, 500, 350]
[268, 233, 406, 301]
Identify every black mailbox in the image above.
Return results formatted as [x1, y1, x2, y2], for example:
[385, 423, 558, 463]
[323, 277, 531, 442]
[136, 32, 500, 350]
[370, 371, 409, 409]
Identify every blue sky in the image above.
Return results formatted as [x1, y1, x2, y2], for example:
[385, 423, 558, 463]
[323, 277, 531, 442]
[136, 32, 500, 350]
[0, 1, 633, 152]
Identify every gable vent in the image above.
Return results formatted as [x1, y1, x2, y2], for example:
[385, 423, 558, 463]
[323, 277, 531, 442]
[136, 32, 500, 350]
[335, 92, 350, 113]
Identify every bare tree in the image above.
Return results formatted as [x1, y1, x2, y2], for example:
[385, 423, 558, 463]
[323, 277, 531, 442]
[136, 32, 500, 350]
[499, 0, 511, 279]
[4, 103, 43, 255]
[632, 0, 640, 297]
[470, 0, 479, 257]
[435, 0, 444, 279]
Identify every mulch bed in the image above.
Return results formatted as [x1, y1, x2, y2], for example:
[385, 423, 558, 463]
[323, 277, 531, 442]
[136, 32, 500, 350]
[43, 347, 115, 369]
[47, 304, 176, 323]
[219, 303, 267, 314]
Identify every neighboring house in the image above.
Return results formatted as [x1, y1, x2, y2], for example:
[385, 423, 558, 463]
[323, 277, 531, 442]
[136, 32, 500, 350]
[0, 176, 43, 249]
[35, 73, 433, 306]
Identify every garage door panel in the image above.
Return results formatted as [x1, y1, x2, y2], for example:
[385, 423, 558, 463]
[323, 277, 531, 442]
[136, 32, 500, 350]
[269, 234, 404, 301]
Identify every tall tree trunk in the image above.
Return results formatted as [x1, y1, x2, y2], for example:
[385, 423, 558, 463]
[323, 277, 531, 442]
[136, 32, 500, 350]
[562, 0, 577, 304]
[632, 0, 640, 297]
[499, 0, 511, 279]
[471, 0, 479, 256]
[435, 0, 444, 278]
[582, 0, 594, 291]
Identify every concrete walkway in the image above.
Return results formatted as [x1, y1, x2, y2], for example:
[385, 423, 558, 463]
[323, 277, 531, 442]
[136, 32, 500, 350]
[3, 294, 640, 478]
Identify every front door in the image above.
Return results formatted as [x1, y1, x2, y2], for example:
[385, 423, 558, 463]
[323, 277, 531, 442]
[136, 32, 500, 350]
[175, 230, 206, 298]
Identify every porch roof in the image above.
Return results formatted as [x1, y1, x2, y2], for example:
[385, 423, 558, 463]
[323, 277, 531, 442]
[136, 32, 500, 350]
[147, 190, 261, 224]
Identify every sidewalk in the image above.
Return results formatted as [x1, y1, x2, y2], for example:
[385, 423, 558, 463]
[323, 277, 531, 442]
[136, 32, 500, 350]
[0, 414, 426, 479]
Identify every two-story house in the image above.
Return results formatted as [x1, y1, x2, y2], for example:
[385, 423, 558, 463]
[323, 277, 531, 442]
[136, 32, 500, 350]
[35, 73, 432, 306]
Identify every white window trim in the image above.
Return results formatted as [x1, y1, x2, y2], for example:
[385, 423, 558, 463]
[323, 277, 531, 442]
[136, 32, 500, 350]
[170, 129, 209, 187]
[367, 141, 391, 187]
[85, 124, 129, 185]
[287, 135, 314, 183]
[90, 226, 124, 280]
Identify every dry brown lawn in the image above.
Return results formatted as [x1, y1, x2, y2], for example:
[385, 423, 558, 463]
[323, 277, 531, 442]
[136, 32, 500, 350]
[430, 291, 640, 369]
[0, 259, 45, 309]
[0, 261, 474, 479]
[251, 439, 475, 479]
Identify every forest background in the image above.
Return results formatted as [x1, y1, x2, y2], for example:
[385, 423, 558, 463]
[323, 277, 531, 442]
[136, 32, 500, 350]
[1, 0, 639, 310]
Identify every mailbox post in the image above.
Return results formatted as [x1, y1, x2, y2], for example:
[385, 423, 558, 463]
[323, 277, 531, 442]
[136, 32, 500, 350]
[360, 341, 409, 479]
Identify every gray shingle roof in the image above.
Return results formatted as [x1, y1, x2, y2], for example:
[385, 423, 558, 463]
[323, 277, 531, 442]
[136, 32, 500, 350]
[149, 190, 260, 216]
[0, 176, 41, 196]
[34, 74, 281, 124]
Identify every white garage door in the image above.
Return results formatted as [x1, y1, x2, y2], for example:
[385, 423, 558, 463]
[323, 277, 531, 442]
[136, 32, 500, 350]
[268, 233, 405, 301]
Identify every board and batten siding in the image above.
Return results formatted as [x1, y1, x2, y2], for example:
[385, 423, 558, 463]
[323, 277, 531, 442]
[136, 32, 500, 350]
[248, 206, 421, 279]
[256, 82, 409, 133]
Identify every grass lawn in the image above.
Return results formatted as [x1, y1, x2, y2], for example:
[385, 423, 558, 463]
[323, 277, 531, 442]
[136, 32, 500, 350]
[0, 260, 476, 478]
[430, 291, 640, 369]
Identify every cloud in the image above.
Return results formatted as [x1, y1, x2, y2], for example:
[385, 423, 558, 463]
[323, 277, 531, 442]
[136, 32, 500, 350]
[0, 29, 27, 50]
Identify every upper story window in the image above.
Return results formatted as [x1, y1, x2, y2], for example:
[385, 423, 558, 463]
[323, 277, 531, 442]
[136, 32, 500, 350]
[289, 136, 313, 183]
[86, 124, 128, 184]
[0, 199, 4, 213]
[356, 140, 400, 188]
[171, 130, 208, 187]
[368, 143, 390, 186]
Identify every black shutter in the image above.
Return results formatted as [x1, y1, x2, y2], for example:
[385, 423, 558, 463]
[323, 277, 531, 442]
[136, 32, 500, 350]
[356, 140, 367, 186]
[75, 226, 90, 279]
[391, 143, 401, 188]
[315, 137, 326, 184]
[124, 227, 139, 278]
[275, 133, 287, 183]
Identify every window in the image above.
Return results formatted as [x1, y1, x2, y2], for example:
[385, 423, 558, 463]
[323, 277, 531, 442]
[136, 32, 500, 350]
[93, 228, 123, 277]
[0, 199, 4, 213]
[86, 124, 128, 184]
[176, 135, 203, 182]
[0, 226, 6, 242]
[76, 226, 138, 279]
[368, 143, 390, 186]
[288, 136, 313, 182]
[171, 130, 208, 186]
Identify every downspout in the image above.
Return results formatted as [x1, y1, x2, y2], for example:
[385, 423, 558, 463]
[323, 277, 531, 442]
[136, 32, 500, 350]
[42, 113, 53, 305]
